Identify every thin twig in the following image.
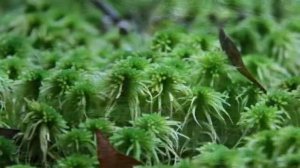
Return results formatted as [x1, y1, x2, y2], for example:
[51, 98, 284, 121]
[90, 0, 131, 35]
[90, 0, 120, 23]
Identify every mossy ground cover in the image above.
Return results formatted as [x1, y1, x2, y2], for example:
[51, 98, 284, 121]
[1, 0, 300, 167]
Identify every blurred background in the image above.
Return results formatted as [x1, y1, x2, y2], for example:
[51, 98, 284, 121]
[1, 0, 300, 56]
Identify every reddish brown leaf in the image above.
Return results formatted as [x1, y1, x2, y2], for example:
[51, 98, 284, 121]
[219, 28, 267, 93]
[96, 130, 142, 168]
[0, 127, 20, 140]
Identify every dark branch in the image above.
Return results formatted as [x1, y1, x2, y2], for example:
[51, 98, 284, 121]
[90, 0, 131, 35]
[0, 127, 20, 140]
[90, 0, 120, 23]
